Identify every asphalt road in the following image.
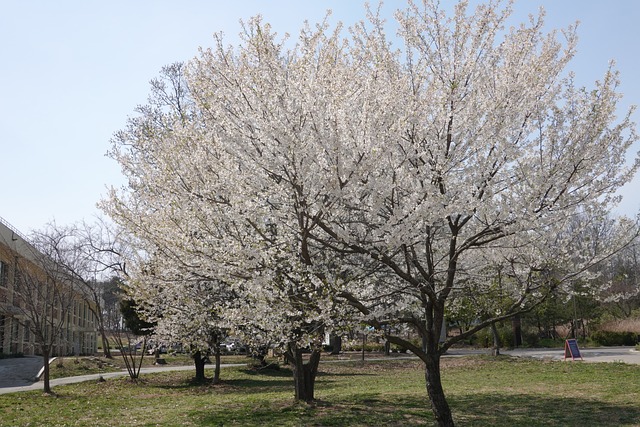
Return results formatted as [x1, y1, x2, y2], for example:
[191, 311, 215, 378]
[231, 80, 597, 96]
[503, 346, 640, 363]
[1, 346, 638, 395]
[0, 356, 43, 389]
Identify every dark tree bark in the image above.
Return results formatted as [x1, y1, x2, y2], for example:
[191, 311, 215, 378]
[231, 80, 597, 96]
[287, 346, 321, 403]
[212, 344, 221, 385]
[358, 299, 458, 426]
[42, 346, 52, 394]
[91, 303, 113, 359]
[512, 315, 522, 347]
[193, 350, 206, 382]
[87, 291, 113, 359]
[329, 334, 342, 354]
[424, 303, 455, 427]
[424, 351, 454, 427]
[99, 329, 112, 359]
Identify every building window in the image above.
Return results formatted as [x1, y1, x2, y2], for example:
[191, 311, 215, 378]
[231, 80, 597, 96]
[0, 315, 5, 354]
[0, 260, 7, 287]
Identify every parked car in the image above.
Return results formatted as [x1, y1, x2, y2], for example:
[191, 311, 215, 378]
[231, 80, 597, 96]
[146, 345, 167, 355]
[220, 340, 247, 354]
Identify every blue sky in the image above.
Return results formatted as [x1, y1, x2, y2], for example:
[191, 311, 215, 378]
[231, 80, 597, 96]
[1, 1, 638, 234]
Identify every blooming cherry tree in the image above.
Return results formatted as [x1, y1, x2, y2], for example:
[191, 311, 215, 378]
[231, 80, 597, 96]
[103, 60, 354, 401]
[103, 1, 639, 425]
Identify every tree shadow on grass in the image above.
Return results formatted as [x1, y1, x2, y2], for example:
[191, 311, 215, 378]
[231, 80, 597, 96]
[153, 376, 296, 393]
[193, 391, 640, 426]
[316, 371, 377, 378]
[194, 392, 431, 426]
[241, 367, 293, 378]
[149, 367, 354, 394]
[449, 393, 640, 426]
[240, 366, 376, 378]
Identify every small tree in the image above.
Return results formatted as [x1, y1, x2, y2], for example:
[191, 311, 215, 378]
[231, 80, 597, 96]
[71, 220, 130, 359]
[15, 220, 133, 360]
[10, 227, 81, 394]
[42, 221, 128, 359]
[115, 299, 154, 381]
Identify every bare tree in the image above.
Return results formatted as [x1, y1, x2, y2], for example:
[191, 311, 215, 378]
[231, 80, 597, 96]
[63, 220, 128, 359]
[11, 227, 84, 394]
[33, 220, 131, 359]
[115, 299, 154, 381]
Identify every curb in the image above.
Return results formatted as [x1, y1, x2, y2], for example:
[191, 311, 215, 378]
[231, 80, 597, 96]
[34, 357, 57, 382]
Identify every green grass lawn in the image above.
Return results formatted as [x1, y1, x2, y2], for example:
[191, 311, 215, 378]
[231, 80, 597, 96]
[1, 356, 639, 426]
[47, 354, 253, 379]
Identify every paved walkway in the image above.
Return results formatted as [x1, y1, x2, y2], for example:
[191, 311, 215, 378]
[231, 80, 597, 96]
[0, 356, 44, 389]
[1, 347, 638, 395]
[503, 346, 640, 363]
[0, 362, 246, 395]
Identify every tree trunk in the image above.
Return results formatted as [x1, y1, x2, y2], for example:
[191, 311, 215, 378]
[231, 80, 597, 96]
[100, 329, 112, 359]
[193, 351, 206, 382]
[212, 345, 221, 385]
[42, 347, 52, 394]
[290, 348, 321, 403]
[424, 351, 454, 427]
[491, 322, 501, 356]
[512, 314, 522, 347]
[329, 334, 342, 354]
[93, 306, 112, 359]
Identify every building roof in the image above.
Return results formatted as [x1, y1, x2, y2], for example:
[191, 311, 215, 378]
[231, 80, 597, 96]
[0, 216, 40, 264]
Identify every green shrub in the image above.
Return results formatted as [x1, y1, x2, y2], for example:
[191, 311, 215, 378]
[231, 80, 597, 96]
[390, 343, 408, 353]
[590, 330, 638, 346]
[521, 330, 540, 348]
[470, 325, 544, 348]
[537, 338, 565, 348]
[344, 342, 385, 352]
[472, 325, 514, 348]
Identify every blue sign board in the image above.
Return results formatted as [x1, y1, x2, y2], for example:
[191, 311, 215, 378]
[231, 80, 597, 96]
[564, 339, 583, 361]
